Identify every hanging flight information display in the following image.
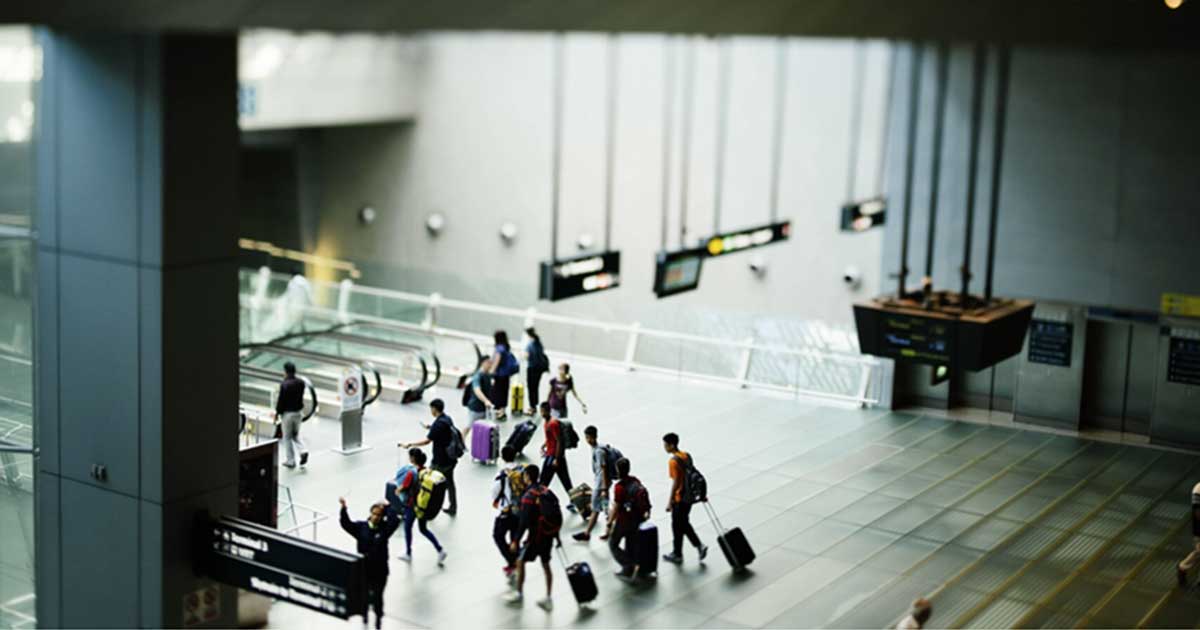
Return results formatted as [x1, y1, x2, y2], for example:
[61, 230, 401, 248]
[653, 248, 706, 298]
[200, 516, 366, 620]
[1168, 336, 1200, 386]
[702, 221, 791, 257]
[538, 251, 621, 301]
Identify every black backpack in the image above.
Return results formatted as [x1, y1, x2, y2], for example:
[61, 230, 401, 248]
[528, 340, 550, 371]
[561, 421, 580, 450]
[676, 454, 708, 504]
[531, 486, 563, 537]
[443, 419, 466, 460]
[600, 445, 623, 480]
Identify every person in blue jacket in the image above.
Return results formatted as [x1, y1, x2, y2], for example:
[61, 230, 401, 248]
[339, 497, 401, 629]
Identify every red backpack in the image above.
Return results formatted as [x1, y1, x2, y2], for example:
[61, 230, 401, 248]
[616, 477, 651, 528]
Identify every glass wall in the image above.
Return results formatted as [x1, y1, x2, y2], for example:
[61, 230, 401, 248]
[0, 24, 38, 630]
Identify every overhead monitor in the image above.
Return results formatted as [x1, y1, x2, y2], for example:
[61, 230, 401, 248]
[538, 251, 621, 301]
[702, 221, 790, 257]
[840, 196, 887, 232]
[654, 247, 705, 298]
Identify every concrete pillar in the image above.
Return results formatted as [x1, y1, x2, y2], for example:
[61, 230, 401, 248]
[34, 31, 238, 628]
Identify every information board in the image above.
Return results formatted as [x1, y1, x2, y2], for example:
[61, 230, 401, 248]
[702, 221, 790, 257]
[653, 248, 706, 298]
[200, 516, 366, 620]
[340, 366, 363, 412]
[840, 197, 887, 232]
[881, 315, 953, 364]
[1027, 319, 1073, 367]
[539, 251, 621, 301]
[1168, 337, 1200, 386]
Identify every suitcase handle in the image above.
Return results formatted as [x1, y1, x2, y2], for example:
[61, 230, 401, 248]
[701, 500, 726, 533]
[554, 535, 571, 571]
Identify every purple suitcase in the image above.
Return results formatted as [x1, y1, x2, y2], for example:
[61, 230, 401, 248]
[471, 420, 500, 464]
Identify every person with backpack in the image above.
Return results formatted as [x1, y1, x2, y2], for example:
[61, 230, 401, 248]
[399, 399, 467, 516]
[337, 497, 401, 629]
[606, 457, 651, 581]
[464, 357, 496, 422]
[573, 425, 622, 542]
[505, 464, 561, 611]
[492, 445, 527, 582]
[546, 362, 587, 419]
[662, 432, 707, 564]
[491, 330, 520, 421]
[523, 327, 550, 415]
[538, 402, 576, 504]
[389, 448, 448, 565]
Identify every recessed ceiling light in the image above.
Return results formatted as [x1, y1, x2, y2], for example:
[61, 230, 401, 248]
[1165, 0, 1184, 9]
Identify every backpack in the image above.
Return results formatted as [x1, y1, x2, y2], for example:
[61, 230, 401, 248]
[527, 485, 563, 537]
[528, 341, 550, 371]
[415, 468, 447, 520]
[600, 445, 623, 480]
[504, 466, 528, 511]
[461, 382, 473, 407]
[443, 419, 466, 461]
[675, 454, 708, 504]
[617, 478, 651, 528]
[496, 350, 519, 377]
[561, 420, 580, 450]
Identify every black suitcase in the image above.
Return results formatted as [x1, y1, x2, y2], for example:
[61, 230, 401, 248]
[556, 542, 598, 605]
[703, 502, 755, 572]
[634, 521, 659, 577]
[506, 420, 537, 455]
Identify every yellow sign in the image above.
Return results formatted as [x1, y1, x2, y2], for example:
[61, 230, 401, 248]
[1162, 293, 1200, 317]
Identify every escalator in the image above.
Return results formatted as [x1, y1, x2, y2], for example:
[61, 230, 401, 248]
[239, 344, 384, 419]
[237, 372, 318, 438]
[267, 326, 436, 403]
[326, 319, 485, 388]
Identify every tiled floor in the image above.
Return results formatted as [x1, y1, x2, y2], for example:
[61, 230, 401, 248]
[262, 359, 1200, 629]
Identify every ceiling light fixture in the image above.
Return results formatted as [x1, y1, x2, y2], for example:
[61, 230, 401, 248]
[1165, 0, 1184, 9]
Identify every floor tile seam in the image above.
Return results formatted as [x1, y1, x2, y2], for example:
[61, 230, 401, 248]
[757, 413, 928, 474]
[637, 539, 799, 612]
[947, 451, 1173, 628]
[808, 419, 966, 487]
[707, 557, 861, 627]
[823, 438, 1101, 629]
[900, 429, 1031, 508]
[1073, 459, 1200, 629]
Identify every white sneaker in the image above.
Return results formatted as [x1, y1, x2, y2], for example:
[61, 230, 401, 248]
[398, 553, 412, 562]
[504, 591, 523, 605]
[437, 549, 448, 566]
[536, 597, 553, 612]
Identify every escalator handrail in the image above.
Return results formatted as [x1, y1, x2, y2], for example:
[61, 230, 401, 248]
[298, 327, 437, 394]
[335, 319, 485, 376]
[240, 343, 383, 408]
[238, 367, 321, 420]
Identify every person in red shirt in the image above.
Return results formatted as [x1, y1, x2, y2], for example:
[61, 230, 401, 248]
[606, 457, 650, 580]
[538, 402, 575, 500]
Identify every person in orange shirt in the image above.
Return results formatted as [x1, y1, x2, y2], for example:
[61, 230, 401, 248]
[662, 432, 707, 564]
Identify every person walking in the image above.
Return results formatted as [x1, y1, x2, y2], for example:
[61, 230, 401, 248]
[523, 327, 550, 415]
[465, 357, 496, 423]
[491, 330, 520, 421]
[607, 457, 651, 581]
[492, 445, 527, 583]
[662, 432, 707, 564]
[538, 402, 575, 500]
[399, 399, 467, 516]
[338, 497, 401, 629]
[505, 464, 561, 611]
[274, 361, 309, 468]
[1177, 481, 1200, 587]
[573, 425, 621, 542]
[546, 363, 587, 419]
[390, 448, 448, 565]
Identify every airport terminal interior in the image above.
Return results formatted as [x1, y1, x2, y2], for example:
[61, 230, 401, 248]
[3, 1, 1200, 628]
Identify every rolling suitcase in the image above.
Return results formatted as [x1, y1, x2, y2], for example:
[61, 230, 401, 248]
[702, 501, 755, 572]
[556, 541, 598, 606]
[506, 420, 537, 455]
[471, 420, 500, 464]
[633, 521, 659, 578]
[568, 483, 593, 518]
[510, 382, 525, 415]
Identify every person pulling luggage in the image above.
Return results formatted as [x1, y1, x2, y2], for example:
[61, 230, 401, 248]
[391, 448, 448, 565]
[573, 425, 622, 542]
[274, 362, 309, 468]
[506, 464, 562, 611]
[662, 432, 707, 564]
[492, 445, 527, 583]
[399, 399, 467, 516]
[1177, 480, 1200, 588]
[338, 497, 401, 629]
[606, 457, 652, 581]
[465, 357, 496, 423]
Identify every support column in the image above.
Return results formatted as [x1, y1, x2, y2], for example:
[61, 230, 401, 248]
[35, 31, 238, 628]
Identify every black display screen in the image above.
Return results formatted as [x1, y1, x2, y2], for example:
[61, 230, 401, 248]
[1027, 319, 1073, 367]
[653, 248, 705, 298]
[702, 221, 790, 257]
[538, 251, 621, 302]
[1168, 337, 1200, 386]
[881, 315, 953, 364]
[840, 197, 887, 232]
[200, 516, 366, 620]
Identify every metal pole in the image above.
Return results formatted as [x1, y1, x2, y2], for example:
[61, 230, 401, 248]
[768, 38, 788, 223]
[713, 37, 731, 234]
[960, 43, 988, 305]
[549, 33, 565, 262]
[875, 42, 897, 196]
[983, 46, 1011, 302]
[924, 43, 950, 280]
[660, 36, 675, 251]
[603, 34, 618, 252]
[679, 37, 696, 248]
[897, 43, 923, 299]
[845, 41, 867, 202]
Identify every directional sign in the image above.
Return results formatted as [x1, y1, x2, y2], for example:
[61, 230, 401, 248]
[200, 516, 366, 620]
[702, 221, 790, 257]
[539, 251, 621, 301]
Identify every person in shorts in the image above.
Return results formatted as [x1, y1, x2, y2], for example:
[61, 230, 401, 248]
[574, 425, 620, 542]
